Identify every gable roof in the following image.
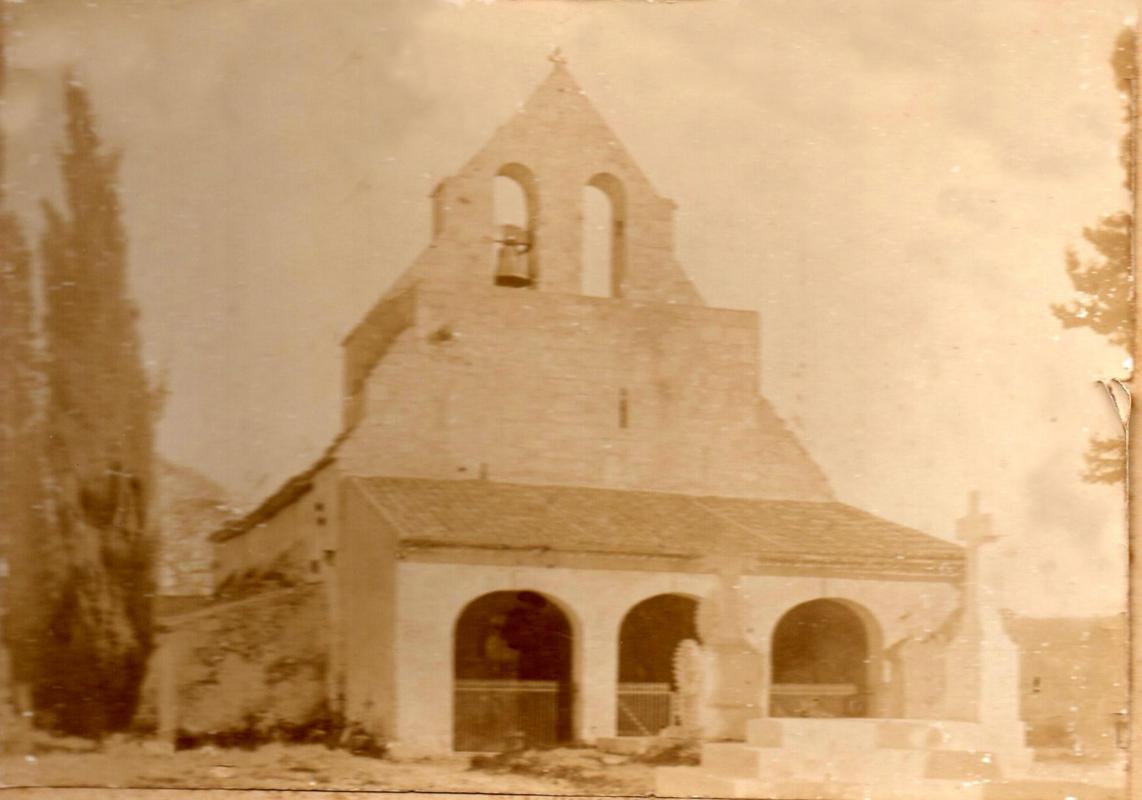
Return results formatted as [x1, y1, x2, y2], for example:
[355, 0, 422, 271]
[458, 59, 655, 188]
[351, 477, 963, 579]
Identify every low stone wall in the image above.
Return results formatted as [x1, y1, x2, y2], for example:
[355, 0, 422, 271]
[141, 584, 330, 742]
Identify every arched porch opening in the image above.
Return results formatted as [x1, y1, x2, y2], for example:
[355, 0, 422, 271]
[453, 590, 573, 751]
[616, 593, 698, 735]
[770, 598, 877, 718]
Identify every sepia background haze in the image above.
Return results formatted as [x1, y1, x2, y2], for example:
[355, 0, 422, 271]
[3, 0, 1132, 616]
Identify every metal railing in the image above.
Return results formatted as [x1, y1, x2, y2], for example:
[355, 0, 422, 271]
[617, 682, 674, 736]
[453, 679, 565, 752]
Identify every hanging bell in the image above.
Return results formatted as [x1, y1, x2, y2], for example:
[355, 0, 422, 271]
[494, 224, 533, 288]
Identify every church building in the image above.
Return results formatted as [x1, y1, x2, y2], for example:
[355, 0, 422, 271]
[200, 59, 1003, 768]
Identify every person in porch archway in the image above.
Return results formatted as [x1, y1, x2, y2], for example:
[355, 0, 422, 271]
[482, 614, 519, 680]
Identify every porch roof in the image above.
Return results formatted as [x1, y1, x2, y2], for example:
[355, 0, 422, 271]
[351, 477, 964, 579]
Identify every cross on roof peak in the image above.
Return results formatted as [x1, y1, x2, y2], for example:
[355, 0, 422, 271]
[548, 47, 567, 65]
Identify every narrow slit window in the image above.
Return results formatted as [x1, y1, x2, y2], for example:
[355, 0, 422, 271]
[619, 388, 629, 429]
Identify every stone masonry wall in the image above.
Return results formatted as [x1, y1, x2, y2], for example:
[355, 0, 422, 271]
[213, 465, 339, 589]
[142, 585, 330, 741]
[336, 64, 829, 501]
[338, 282, 831, 501]
[1009, 614, 1127, 756]
[423, 62, 700, 303]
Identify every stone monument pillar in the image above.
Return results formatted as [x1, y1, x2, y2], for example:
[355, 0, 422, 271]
[941, 492, 992, 720]
[694, 559, 765, 741]
[942, 492, 1027, 762]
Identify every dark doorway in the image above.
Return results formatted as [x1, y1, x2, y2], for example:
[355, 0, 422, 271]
[616, 594, 698, 735]
[770, 599, 872, 718]
[453, 590, 573, 751]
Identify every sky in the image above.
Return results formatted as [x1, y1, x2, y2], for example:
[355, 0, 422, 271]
[4, 0, 1134, 616]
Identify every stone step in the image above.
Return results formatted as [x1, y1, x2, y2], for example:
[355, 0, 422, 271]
[746, 718, 916, 751]
[925, 749, 1003, 781]
[700, 743, 769, 778]
[704, 743, 936, 783]
[745, 717, 1029, 756]
[655, 765, 756, 798]
[656, 768, 989, 799]
[738, 777, 990, 800]
[700, 742, 1012, 783]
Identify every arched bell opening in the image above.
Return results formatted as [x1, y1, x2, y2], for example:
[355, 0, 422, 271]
[453, 590, 573, 751]
[615, 593, 698, 735]
[493, 164, 539, 288]
[582, 173, 625, 298]
[769, 598, 880, 719]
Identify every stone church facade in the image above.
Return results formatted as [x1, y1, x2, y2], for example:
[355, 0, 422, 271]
[173, 62, 1034, 785]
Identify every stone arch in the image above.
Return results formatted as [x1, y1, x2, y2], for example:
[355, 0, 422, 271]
[582, 172, 626, 297]
[453, 589, 573, 751]
[615, 593, 698, 735]
[769, 597, 883, 719]
[493, 163, 539, 287]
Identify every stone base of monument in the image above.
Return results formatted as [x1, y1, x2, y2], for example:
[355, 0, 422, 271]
[655, 718, 1036, 800]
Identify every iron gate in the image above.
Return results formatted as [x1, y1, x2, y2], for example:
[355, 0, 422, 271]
[454, 679, 569, 751]
[617, 682, 674, 736]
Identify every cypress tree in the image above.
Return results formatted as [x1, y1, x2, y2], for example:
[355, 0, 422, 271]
[0, 5, 44, 747]
[36, 76, 156, 737]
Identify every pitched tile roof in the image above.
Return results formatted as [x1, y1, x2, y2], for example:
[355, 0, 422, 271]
[352, 477, 963, 578]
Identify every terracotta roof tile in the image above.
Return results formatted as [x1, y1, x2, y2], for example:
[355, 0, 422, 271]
[353, 477, 963, 577]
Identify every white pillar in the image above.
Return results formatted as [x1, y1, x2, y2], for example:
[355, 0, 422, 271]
[393, 601, 454, 754]
[577, 610, 619, 742]
[697, 561, 765, 740]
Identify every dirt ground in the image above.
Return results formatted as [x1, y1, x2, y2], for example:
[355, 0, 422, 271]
[0, 741, 657, 795]
[0, 739, 1127, 798]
